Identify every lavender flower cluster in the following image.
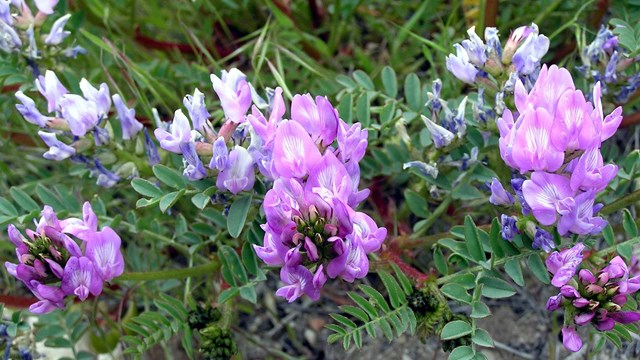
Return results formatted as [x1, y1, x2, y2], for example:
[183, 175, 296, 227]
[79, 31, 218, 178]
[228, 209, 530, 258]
[1, 0, 84, 58]
[253, 97, 387, 303]
[154, 68, 387, 302]
[545, 243, 640, 352]
[4, 203, 124, 314]
[446, 23, 549, 89]
[492, 65, 622, 248]
[578, 26, 640, 103]
[15, 70, 155, 187]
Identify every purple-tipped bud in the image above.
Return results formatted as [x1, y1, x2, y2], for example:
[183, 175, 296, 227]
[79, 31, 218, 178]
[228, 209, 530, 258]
[489, 178, 515, 206]
[44, 13, 71, 45]
[532, 228, 555, 253]
[112, 94, 143, 140]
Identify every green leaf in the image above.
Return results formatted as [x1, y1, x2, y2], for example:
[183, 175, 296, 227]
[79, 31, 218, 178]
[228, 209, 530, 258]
[337, 93, 353, 123]
[434, 247, 449, 275]
[348, 292, 378, 319]
[379, 102, 396, 126]
[340, 305, 369, 322]
[131, 178, 164, 198]
[219, 245, 248, 284]
[378, 271, 406, 308]
[488, 218, 505, 258]
[0, 197, 18, 216]
[10, 187, 39, 212]
[217, 287, 240, 304]
[153, 165, 187, 189]
[35, 185, 65, 211]
[391, 263, 414, 295]
[190, 193, 210, 210]
[404, 73, 421, 111]
[504, 259, 525, 287]
[241, 242, 259, 276]
[331, 313, 357, 329]
[527, 253, 551, 284]
[159, 190, 185, 213]
[227, 195, 252, 238]
[404, 189, 429, 218]
[356, 92, 371, 127]
[452, 185, 484, 200]
[239, 285, 257, 303]
[464, 216, 486, 262]
[441, 283, 472, 303]
[352, 70, 374, 90]
[470, 301, 491, 318]
[622, 209, 638, 237]
[479, 276, 516, 299]
[359, 285, 390, 313]
[602, 224, 615, 246]
[448, 346, 474, 360]
[441, 320, 472, 340]
[472, 328, 494, 347]
[381, 66, 398, 98]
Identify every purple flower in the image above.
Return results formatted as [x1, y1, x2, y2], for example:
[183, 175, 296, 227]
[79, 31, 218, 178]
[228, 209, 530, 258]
[503, 24, 535, 62]
[143, 128, 160, 166]
[569, 148, 617, 192]
[179, 142, 207, 181]
[546, 294, 562, 311]
[336, 120, 368, 165]
[557, 190, 607, 236]
[512, 24, 549, 75]
[79, 78, 111, 116]
[0, 18, 21, 51]
[154, 109, 192, 153]
[509, 108, 564, 173]
[272, 119, 322, 179]
[183, 88, 210, 133]
[216, 146, 255, 194]
[522, 172, 574, 226]
[592, 82, 623, 142]
[38, 131, 75, 160]
[29, 282, 65, 314]
[1, 0, 12, 25]
[112, 94, 143, 140]
[489, 178, 514, 206]
[460, 26, 487, 68]
[44, 13, 71, 45]
[446, 44, 479, 84]
[500, 214, 518, 241]
[60, 256, 102, 301]
[291, 94, 339, 147]
[545, 242, 585, 287]
[403, 161, 438, 178]
[561, 327, 582, 352]
[59, 94, 99, 136]
[305, 151, 353, 204]
[85, 226, 124, 282]
[36, 71, 68, 113]
[551, 89, 599, 151]
[34, 0, 58, 14]
[247, 87, 285, 148]
[350, 211, 387, 253]
[59, 201, 98, 241]
[253, 225, 288, 266]
[276, 265, 317, 302]
[510, 178, 531, 215]
[326, 237, 369, 282]
[15, 91, 49, 127]
[421, 115, 455, 148]
[210, 68, 252, 123]
[93, 160, 120, 187]
[528, 65, 576, 116]
[532, 227, 555, 252]
[209, 137, 229, 171]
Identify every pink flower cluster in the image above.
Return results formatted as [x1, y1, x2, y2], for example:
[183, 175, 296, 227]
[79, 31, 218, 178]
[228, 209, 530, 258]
[4, 203, 124, 314]
[545, 243, 640, 352]
[253, 94, 387, 302]
[497, 65, 623, 235]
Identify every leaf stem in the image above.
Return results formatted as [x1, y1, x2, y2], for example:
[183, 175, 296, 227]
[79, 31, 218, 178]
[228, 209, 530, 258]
[600, 189, 640, 215]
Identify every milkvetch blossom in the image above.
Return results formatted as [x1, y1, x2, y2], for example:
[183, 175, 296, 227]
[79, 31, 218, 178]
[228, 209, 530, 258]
[4, 203, 124, 314]
[44, 13, 70, 45]
[36, 70, 67, 113]
[112, 94, 143, 140]
[79, 78, 111, 117]
[546, 254, 640, 352]
[38, 131, 75, 160]
[154, 109, 192, 153]
[489, 178, 514, 206]
[210, 68, 251, 123]
[15, 91, 49, 127]
[183, 88, 210, 133]
[445, 44, 479, 84]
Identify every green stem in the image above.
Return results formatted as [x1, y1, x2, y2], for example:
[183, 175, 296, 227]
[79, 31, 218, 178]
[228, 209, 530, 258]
[600, 189, 640, 215]
[118, 261, 219, 282]
[413, 196, 452, 236]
